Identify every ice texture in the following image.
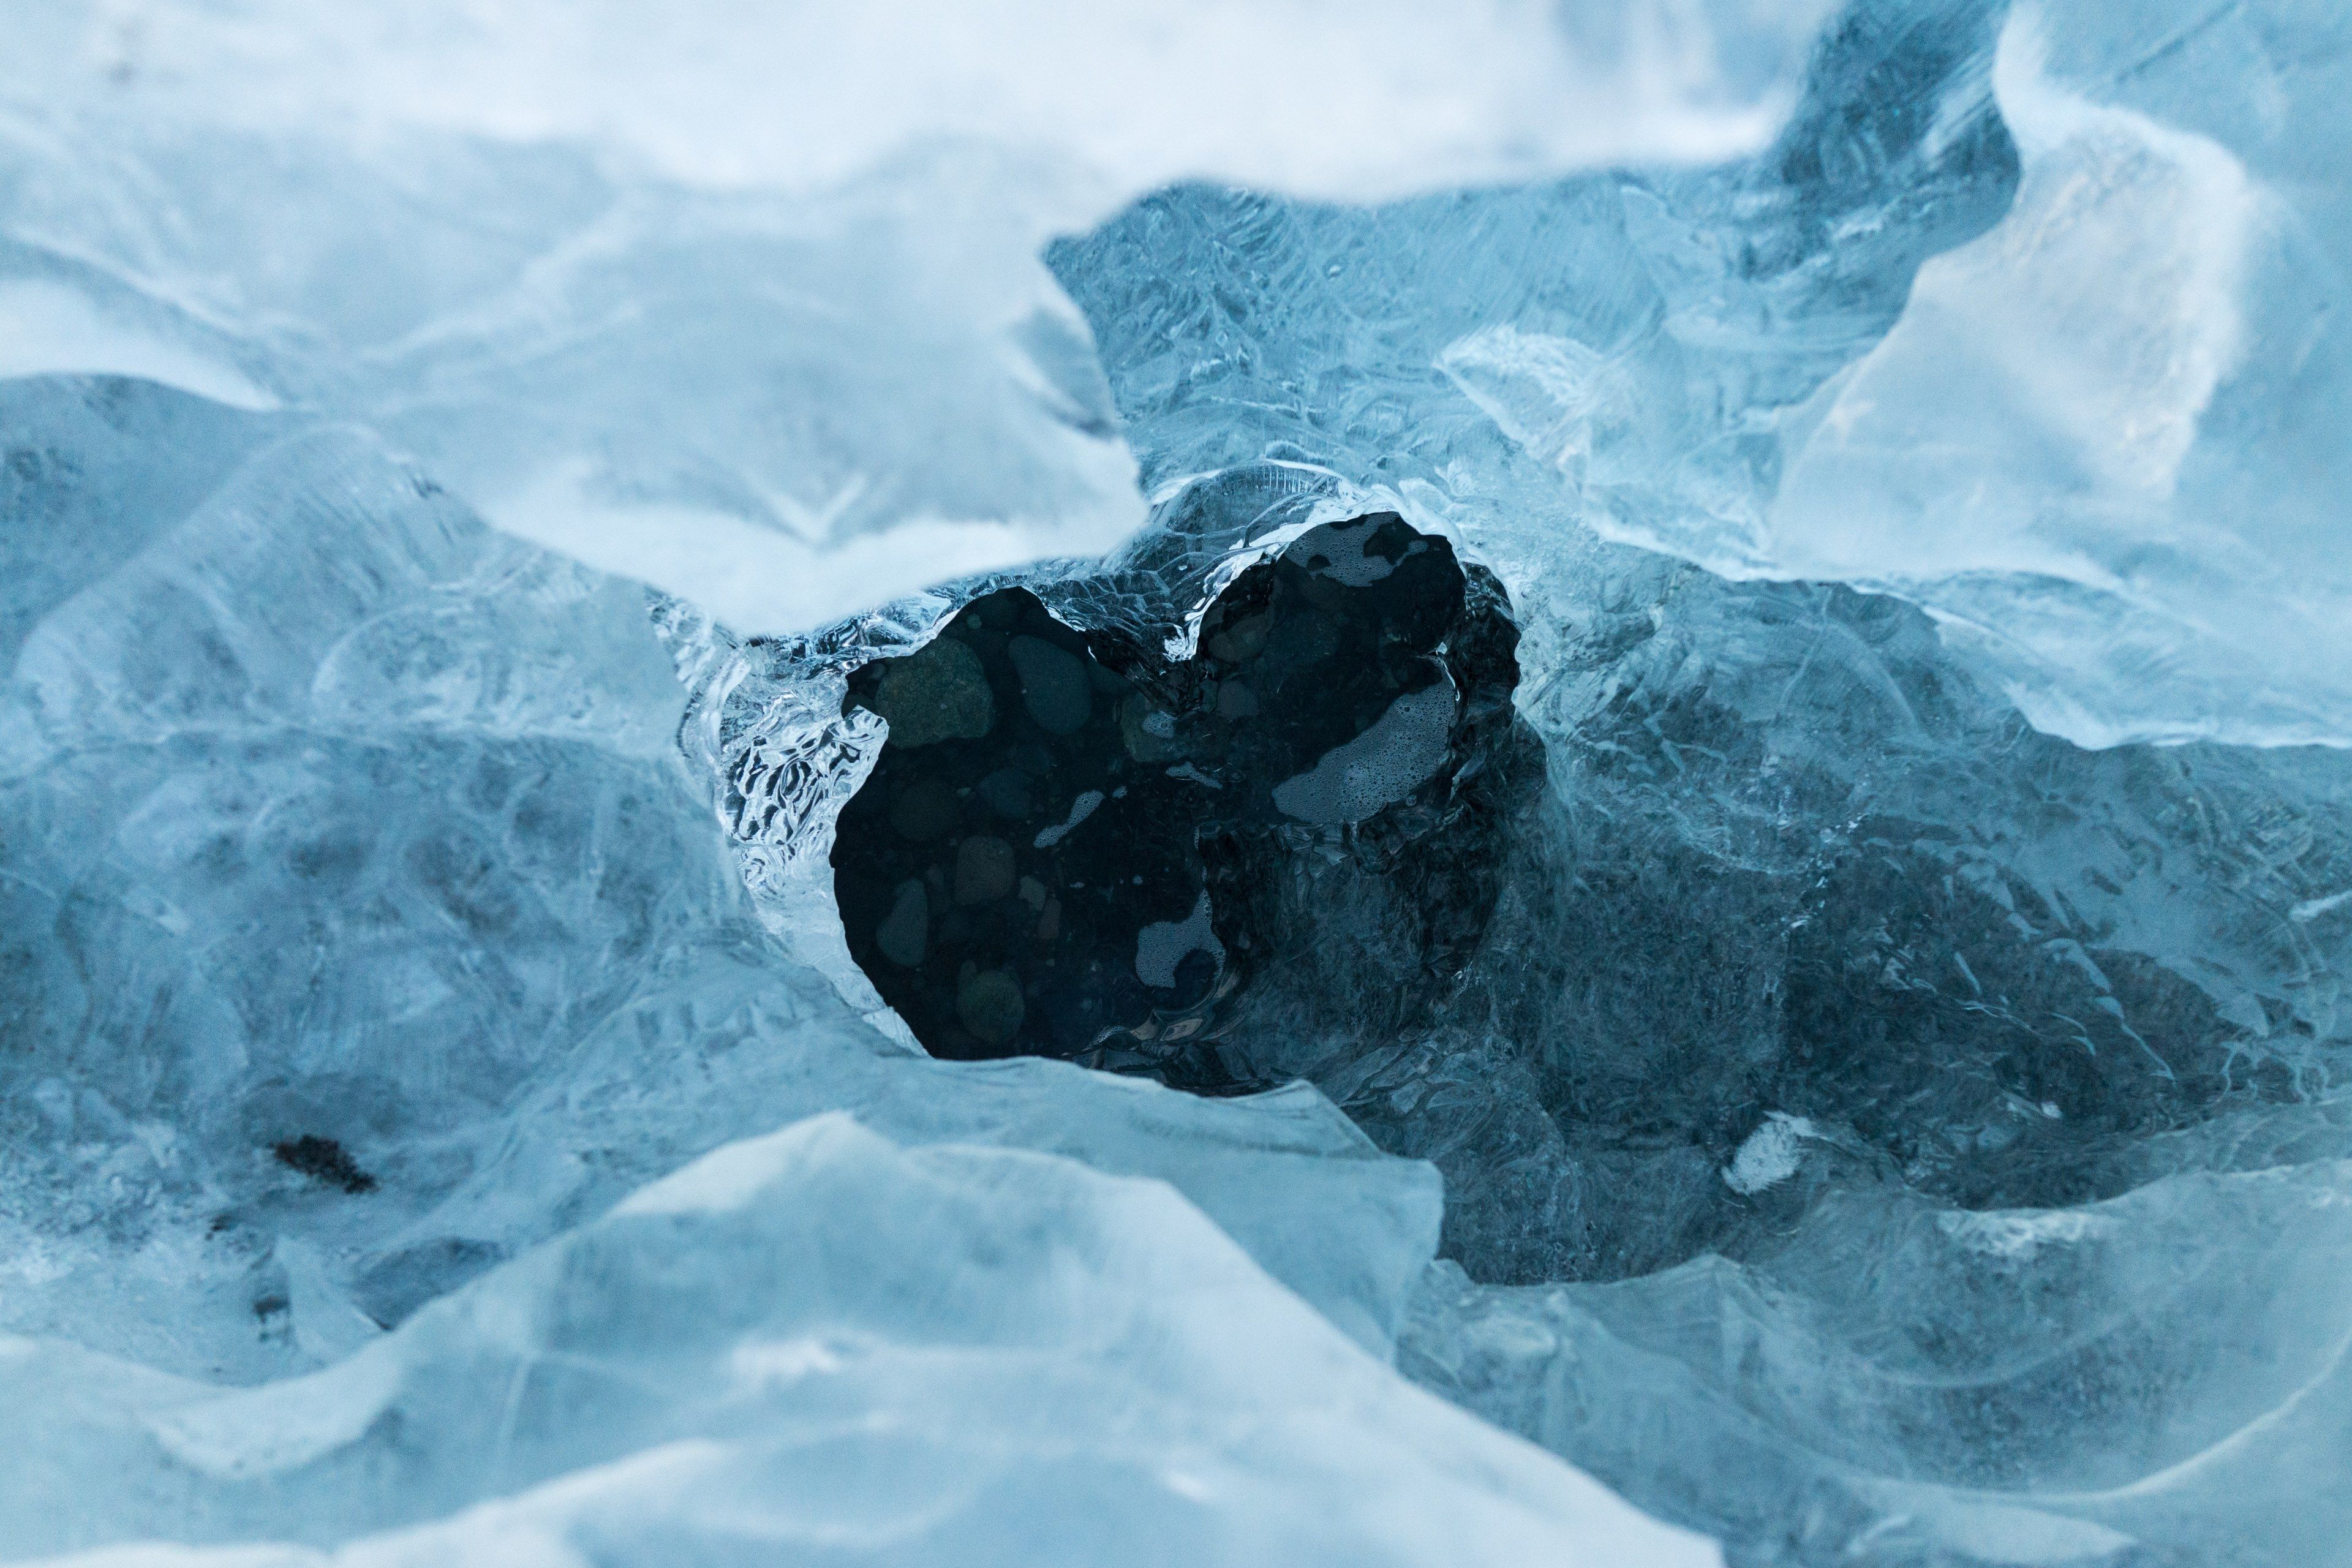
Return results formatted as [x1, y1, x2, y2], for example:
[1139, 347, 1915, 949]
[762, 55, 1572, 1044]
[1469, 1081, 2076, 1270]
[1, 0, 1828, 636]
[1404, 1153, 2352, 1567]
[1659, 0, 2352, 750]
[1055, 0, 2352, 750]
[9, 1, 2352, 1565]
[1036, 1, 2352, 1558]
[0, 378, 1704, 1564]
[5, 1115, 1712, 1567]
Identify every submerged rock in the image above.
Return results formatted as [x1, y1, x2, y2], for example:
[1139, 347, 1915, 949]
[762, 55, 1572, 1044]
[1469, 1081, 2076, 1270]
[862, 634, 995, 747]
[831, 514, 1545, 1083]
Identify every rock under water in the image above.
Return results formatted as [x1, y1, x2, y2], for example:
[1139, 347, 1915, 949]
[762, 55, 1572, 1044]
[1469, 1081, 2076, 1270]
[831, 513, 1545, 1091]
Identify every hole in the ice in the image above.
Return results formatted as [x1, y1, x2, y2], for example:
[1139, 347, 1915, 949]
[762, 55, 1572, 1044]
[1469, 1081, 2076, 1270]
[830, 513, 1542, 1090]
[829, 506, 2285, 1287]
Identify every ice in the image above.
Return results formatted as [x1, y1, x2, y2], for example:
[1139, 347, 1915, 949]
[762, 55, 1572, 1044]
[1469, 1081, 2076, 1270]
[0, 126, 1148, 636]
[661, 456, 2351, 1562]
[2, 1114, 1713, 1567]
[0, 281, 276, 410]
[0, 374, 1689, 1562]
[1744, 2, 2352, 748]
[1719, 1113, 1812, 1196]
[11, 0, 2352, 1563]
[1036, 3, 2352, 1556]
[1058, 0, 2352, 749]
[11, 1, 1826, 200]
[1404, 1153, 2352, 1566]
[1, 0, 1828, 636]
[1051, 0, 2030, 727]
[0, 380, 1438, 1366]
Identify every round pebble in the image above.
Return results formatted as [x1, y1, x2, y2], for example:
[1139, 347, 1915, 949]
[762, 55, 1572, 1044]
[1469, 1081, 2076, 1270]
[1009, 635, 1095, 735]
[867, 636, 993, 747]
[956, 967, 1025, 1046]
[954, 835, 1017, 905]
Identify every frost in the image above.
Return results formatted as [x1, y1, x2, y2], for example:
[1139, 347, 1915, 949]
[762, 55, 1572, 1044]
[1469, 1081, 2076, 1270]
[1722, 1114, 1814, 1196]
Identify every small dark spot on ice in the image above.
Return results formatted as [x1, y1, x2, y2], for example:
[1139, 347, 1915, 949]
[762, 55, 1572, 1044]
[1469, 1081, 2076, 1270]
[273, 1134, 377, 1194]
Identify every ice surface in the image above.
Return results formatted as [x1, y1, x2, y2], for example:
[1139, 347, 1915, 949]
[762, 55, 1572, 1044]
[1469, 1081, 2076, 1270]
[1057, 0, 2352, 750]
[0, 375, 1700, 1563]
[3, 1115, 1714, 1567]
[1405, 1153, 2352, 1566]
[10, 0, 2352, 1564]
[0, 380, 1438, 1358]
[10, 1, 1828, 199]
[0, 124, 1147, 636]
[1037, 2, 2352, 1556]
[1723, 1, 2352, 748]
[1, 0, 1828, 636]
